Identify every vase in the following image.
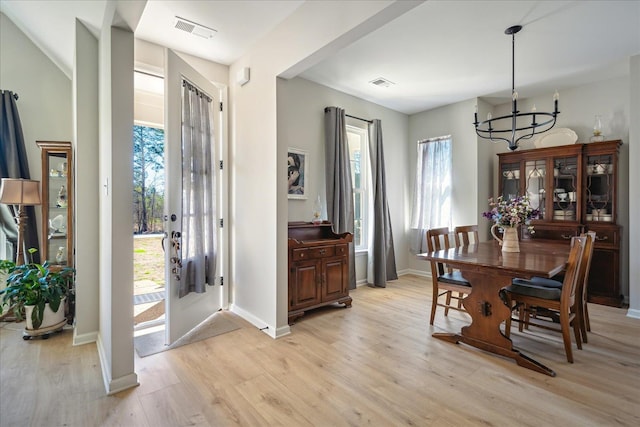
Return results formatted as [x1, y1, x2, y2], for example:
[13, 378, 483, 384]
[490, 224, 520, 253]
[311, 195, 323, 225]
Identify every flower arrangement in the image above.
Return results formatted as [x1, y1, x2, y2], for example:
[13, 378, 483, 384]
[482, 195, 539, 234]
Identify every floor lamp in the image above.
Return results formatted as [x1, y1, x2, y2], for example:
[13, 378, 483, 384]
[0, 178, 42, 265]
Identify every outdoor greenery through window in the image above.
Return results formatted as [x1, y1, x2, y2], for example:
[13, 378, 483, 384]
[133, 125, 165, 234]
[347, 125, 369, 251]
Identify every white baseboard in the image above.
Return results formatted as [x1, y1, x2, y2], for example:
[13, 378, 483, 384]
[626, 308, 640, 319]
[96, 334, 139, 395]
[272, 325, 291, 338]
[107, 373, 139, 395]
[73, 329, 97, 346]
[401, 269, 431, 279]
[230, 304, 290, 338]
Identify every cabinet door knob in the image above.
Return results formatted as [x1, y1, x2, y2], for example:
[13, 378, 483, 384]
[319, 249, 326, 255]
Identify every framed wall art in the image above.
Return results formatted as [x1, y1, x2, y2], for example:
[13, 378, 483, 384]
[287, 148, 308, 199]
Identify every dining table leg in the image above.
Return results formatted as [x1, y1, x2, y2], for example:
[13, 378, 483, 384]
[432, 269, 556, 377]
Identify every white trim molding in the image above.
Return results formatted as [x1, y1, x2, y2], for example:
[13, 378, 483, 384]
[626, 308, 640, 320]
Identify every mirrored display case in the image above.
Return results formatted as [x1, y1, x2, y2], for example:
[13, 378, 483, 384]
[37, 141, 73, 269]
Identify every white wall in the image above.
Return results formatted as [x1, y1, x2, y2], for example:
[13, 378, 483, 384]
[406, 98, 482, 273]
[628, 54, 640, 317]
[0, 12, 72, 245]
[491, 76, 632, 301]
[228, 1, 419, 336]
[277, 76, 409, 282]
[73, 19, 100, 345]
[97, 14, 138, 393]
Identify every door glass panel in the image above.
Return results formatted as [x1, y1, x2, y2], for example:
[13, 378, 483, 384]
[552, 156, 578, 221]
[524, 160, 546, 217]
[500, 162, 520, 200]
[586, 153, 613, 222]
[46, 152, 69, 266]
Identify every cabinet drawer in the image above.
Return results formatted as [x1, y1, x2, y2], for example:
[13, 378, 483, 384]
[335, 244, 348, 256]
[292, 245, 335, 261]
[585, 225, 619, 247]
[292, 248, 309, 261]
[524, 225, 580, 242]
[309, 246, 335, 258]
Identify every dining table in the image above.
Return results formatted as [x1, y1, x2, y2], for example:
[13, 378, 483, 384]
[418, 239, 570, 377]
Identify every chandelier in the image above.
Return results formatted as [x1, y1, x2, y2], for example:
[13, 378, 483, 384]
[474, 25, 560, 151]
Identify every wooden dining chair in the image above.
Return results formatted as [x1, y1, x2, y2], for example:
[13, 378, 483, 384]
[504, 235, 589, 363]
[453, 225, 479, 247]
[511, 231, 595, 343]
[426, 227, 471, 325]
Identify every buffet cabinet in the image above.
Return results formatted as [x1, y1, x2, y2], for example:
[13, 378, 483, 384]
[288, 221, 352, 323]
[498, 139, 622, 306]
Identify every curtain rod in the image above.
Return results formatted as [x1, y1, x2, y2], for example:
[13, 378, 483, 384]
[418, 135, 451, 144]
[345, 113, 373, 124]
[1, 90, 19, 100]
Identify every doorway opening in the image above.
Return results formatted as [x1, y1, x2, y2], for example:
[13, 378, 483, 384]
[133, 70, 166, 332]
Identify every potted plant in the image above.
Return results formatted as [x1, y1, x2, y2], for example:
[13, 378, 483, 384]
[0, 248, 75, 332]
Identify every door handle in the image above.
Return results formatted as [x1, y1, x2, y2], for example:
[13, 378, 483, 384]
[170, 230, 182, 281]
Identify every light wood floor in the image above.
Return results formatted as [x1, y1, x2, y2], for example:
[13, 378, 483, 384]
[1, 274, 639, 426]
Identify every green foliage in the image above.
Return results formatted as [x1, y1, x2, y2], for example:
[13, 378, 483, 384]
[0, 251, 75, 329]
[133, 125, 165, 233]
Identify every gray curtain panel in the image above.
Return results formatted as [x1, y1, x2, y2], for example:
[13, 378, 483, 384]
[368, 119, 397, 287]
[0, 90, 40, 263]
[179, 80, 217, 298]
[324, 106, 356, 290]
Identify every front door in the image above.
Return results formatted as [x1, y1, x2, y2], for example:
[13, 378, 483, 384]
[164, 49, 226, 345]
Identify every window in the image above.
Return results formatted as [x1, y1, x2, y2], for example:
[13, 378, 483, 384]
[346, 125, 369, 251]
[409, 136, 452, 253]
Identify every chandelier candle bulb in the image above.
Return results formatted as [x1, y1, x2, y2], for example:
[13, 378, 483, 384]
[531, 105, 537, 112]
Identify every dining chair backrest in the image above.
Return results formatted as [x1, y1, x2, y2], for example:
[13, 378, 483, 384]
[453, 225, 479, 247]
[578, 231, 596, 296]
[560, 235, 588, 313]
[426, 227, 453, 276]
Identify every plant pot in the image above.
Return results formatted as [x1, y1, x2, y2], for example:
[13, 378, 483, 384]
[490, 224, 520, 253]
[24, 298, 65, 330]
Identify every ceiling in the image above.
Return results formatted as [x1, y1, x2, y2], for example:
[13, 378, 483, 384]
[2, 1, 639, 115]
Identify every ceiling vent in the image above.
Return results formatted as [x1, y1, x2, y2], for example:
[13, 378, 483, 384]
[369, 77, 395, 87]
[174, 16, 217, 39]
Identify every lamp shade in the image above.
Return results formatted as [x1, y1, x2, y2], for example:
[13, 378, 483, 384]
[0, 178, 42, 206]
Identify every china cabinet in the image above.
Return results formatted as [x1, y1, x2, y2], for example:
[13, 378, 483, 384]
[37, 141, 73, 269]
[288, 221, 352, 323]
[497, 140, 622, 306]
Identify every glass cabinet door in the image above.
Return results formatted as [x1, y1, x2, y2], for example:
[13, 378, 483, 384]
[37, 141, 73, 268]
[552, 155, 579, 222]
[524, 159, 546, 218]
[500, 161, 521, 200]
[585, 152, 614, 222]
